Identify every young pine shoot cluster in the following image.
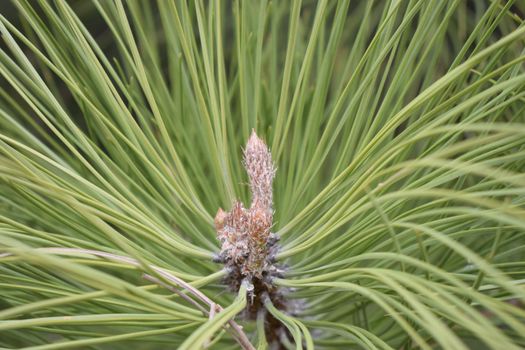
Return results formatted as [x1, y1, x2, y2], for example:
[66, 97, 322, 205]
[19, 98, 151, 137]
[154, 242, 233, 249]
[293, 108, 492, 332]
[0, 1, 525, 349]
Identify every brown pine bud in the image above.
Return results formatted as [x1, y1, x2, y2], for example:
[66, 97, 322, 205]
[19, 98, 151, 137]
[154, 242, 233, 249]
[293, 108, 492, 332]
[243, 130, 275, 211]
[215, 131, 276, 280]
[214, 208, 227, 231]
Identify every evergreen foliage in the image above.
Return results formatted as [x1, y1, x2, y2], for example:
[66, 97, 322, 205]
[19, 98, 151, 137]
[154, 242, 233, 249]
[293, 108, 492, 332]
[0, 1, 524, 349]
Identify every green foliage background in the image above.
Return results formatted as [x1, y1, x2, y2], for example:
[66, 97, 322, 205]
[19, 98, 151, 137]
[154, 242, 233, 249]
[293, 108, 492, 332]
[0, 0, 524, 349]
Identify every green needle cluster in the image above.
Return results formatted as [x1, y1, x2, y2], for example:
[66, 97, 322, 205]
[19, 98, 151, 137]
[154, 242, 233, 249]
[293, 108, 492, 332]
[0, 1, 524, 349]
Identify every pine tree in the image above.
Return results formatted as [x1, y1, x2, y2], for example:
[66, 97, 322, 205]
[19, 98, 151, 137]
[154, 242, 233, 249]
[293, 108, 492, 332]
[1, 1, 525, 349]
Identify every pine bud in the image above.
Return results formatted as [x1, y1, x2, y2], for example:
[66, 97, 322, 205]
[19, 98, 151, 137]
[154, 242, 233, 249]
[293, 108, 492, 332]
[243, 130, 276, 211]
[215, 131, 276, 279]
